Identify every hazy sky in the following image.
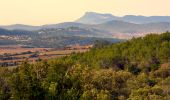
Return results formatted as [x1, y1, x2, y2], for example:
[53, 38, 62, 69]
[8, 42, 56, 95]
[0, 0, 170, 25]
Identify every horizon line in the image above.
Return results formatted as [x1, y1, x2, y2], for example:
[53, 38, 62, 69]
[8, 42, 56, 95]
[2, 12, 170, 26]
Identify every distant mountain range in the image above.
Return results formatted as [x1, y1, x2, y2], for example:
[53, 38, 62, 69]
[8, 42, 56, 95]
[76, 12, 170, 24]
[0, 22, 88, 31]
[1, 12, 170, 39]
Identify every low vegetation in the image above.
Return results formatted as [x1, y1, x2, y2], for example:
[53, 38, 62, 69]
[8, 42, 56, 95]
[1, 32, 170, 100]
[0, 45, 90, 67]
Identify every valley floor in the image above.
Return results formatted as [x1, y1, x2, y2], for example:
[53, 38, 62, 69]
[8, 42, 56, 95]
[0, 45, 91, 67]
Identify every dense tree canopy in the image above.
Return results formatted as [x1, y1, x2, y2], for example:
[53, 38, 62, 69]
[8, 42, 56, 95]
[1, 32, 170, 100]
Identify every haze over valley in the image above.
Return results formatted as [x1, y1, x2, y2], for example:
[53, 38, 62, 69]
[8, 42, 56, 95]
[1, 11, 170, 67]
[1, 12, 170, 41]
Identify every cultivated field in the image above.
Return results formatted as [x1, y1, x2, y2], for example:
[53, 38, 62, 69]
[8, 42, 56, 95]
[0, 45, 51, 54]
[0, 45, 91, 67]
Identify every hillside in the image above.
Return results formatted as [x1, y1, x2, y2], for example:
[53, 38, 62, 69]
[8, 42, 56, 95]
[1, 21, 170, 40]
[1, 32, 170, 99]
[0, 28, 35, 35]
[0, 28, 121, 47]
[92, 21, 170, 38]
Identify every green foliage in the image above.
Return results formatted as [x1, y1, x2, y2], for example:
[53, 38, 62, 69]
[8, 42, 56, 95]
[1, 32, 170, 99]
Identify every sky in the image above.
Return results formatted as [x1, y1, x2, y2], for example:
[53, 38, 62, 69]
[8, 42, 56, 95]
[0, 0, 170, 25]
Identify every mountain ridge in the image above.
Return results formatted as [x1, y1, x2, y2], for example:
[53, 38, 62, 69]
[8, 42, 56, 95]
[1, 12, 170, 39]
[1, 12, 170, 31]
[76, 12, 170, 24]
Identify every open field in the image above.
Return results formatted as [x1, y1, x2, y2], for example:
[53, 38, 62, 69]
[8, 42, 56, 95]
[0, 45, 91, 67]
[0, 45, 51, 54]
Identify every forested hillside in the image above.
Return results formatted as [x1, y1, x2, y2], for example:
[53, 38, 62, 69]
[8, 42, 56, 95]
[1, 32, 170, 100]
[0, 28, 120, 48]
